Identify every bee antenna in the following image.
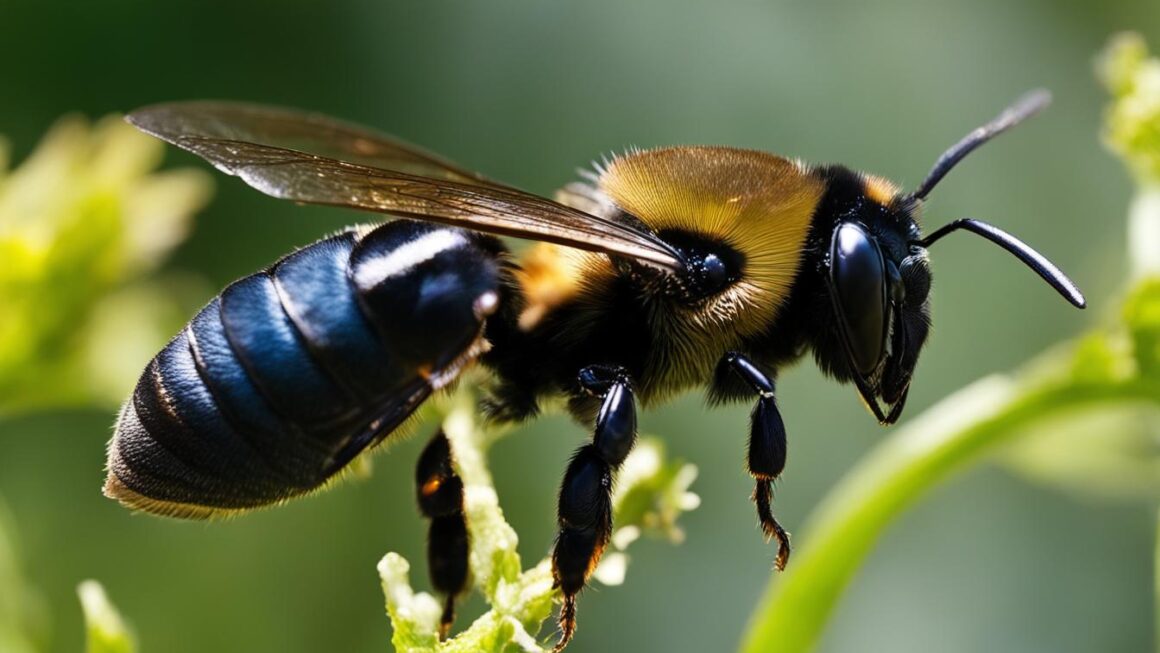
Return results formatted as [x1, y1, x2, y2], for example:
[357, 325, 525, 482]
[915, 218, 1086, 308]
[909, 89, 1052, 201]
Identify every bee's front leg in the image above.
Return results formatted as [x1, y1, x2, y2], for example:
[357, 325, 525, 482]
[551, 364, 637, 651]
[722, 351, 791, 571]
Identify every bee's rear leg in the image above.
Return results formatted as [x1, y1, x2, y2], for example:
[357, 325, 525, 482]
[415, 430, 469, 639]
[551, 364, 637, 651]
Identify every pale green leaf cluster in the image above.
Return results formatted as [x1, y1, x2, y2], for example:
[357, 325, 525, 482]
[0, 116, 212, 414]
[380, 397, 699, 652]
[1099, 32, 1160, 186]
[1098, 32, 1160, 280]
[739, 33, 1160, 653]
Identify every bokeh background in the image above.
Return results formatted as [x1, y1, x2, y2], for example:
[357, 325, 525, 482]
[1, 1, 1157, 652]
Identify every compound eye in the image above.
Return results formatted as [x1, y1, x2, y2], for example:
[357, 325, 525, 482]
[830, 222, 889, 376]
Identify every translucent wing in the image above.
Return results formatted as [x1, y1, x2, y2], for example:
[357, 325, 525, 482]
[127, 102, 685, 270]
[128, 101, 489, 183]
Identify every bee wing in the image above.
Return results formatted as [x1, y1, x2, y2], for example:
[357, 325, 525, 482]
[126, 101, 685, 271]
[127, 101, 492, 184]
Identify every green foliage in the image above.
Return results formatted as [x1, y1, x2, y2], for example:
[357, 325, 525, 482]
[0, 116, 211, 414]
[0, 114, 210, 652]
[1, 31, 1155, 653]
[741, 341, 1160, 653]
[1099, 32, 1160, 186]
[78, 581, 135, 653]
[0, 502, 46, 653]
[380, 396, 699, 652]
[739, 32, 1160, 653]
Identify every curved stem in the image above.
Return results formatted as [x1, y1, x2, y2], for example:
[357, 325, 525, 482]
[739, 376, 1160, 653]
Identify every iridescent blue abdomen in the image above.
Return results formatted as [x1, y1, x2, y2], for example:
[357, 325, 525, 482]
[106, 220, 505, 518]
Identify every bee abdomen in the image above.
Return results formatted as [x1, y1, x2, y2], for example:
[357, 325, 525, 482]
[106, 221, 504, 519]
[272, 231, 410, 400]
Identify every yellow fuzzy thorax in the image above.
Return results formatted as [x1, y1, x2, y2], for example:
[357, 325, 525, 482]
[599, 146, 825, 336]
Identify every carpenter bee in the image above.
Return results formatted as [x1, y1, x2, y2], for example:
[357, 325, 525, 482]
[106, 89, 1084, 650]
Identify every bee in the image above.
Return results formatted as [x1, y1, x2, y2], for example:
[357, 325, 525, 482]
[106, 89, 1084, 650]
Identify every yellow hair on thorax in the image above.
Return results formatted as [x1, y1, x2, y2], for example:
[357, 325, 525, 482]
[599, 147, 824, 335]
[515, 242, 588, 331]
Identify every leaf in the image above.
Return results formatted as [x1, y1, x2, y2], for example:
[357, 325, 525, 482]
[78, 581, 135, 653]
[0, 115, 212, 415]
[739, 369, 1160, 653]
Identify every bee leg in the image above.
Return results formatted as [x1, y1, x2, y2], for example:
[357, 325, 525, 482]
[415, 430, 469, 640]
[552, 365, 637, 651]
[724, 352, 791, 571]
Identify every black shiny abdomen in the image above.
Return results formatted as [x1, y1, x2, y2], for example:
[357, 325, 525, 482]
[108, 220, 503, 514]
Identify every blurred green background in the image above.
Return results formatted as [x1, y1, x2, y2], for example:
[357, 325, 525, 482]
[1, 1, 1157, 651]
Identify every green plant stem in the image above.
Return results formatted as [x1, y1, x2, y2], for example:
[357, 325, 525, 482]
[1155, 506, 1159, 653]
[739, 375, 1160, 653]
[379, 395, 699, 652]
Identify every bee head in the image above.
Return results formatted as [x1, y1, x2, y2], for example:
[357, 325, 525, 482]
[818, 89, 1083, 425]
[810, 180, 930, 424]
